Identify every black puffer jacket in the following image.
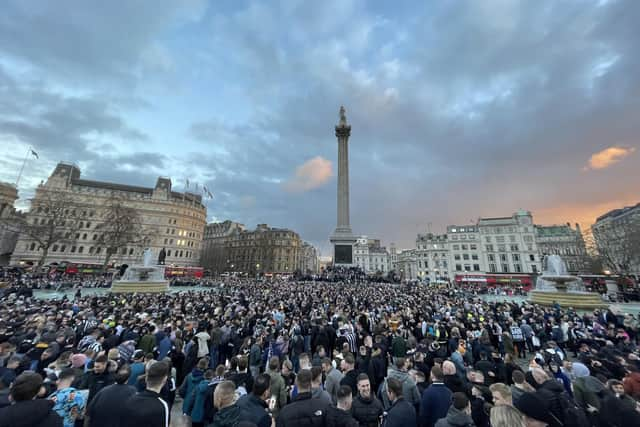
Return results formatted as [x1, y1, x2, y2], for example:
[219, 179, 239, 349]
[326, 405, 359, 427]
[276, 391, 329, 427]
[0, 399, 62, 427]
[351, 394, 384, 427]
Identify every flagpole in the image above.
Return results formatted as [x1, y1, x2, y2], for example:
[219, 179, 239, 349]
[15, 147, 32, 188]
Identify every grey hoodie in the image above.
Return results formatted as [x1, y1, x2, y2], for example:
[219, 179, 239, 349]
[381, 365, 421, 408]
[434, 406, 475, 427]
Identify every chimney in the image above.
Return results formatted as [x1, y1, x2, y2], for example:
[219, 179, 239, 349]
[575, 223, 581, 232]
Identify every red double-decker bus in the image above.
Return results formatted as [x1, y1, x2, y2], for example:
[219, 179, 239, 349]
[454, 273, 534, 290]
[164, 266, 204, 279]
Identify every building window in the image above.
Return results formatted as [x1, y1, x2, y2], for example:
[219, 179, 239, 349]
[71, 246, 76, 253]
[470, 244, 477, 250]
[464, 264, 471, 271]
[512, 254, 520, 262]
[510, 244, 519, 251]
[463, 254, 469, 260]
[472, 254, 478, 260]
[455, 264, 462, 271]
[488, 254, 495, 262]
[167, 250, 171, 256]
[529, 254, 535, 261]
[89, 247, 94, 254]
[60, 245, 66, 252]
[461, 244, 468, 250]
[78, 246, 84, 254]
[96, 247, 101, 254]
[93, 234, 98, 240]
[454, 254, 460, 260]
[514, 264, 522, 273]
[52, 245, 59, 252]
[485, 245, 494, 252]
[453, 245, 460, 250]
[510, 235, 516, 242]
[500, 254, 507, 262]
[489, 263, 497, 273]
[502, 263, 509, 273]
[83, 233, 88, 240]
[473, 264, 480, 271]
[498, 244, 506, 252]
[532, 265, 538, 273]
[129, 248, 134, 255]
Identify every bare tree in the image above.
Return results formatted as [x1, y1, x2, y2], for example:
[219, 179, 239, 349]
[590, 217, 640, 275]
[1, 190, 81, 266]
[94, 196, 152, 268]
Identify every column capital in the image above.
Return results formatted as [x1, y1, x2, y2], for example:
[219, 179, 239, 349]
[335, 125, 351, 138]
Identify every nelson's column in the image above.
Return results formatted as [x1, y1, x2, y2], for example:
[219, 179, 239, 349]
[330, 106, 356, 266]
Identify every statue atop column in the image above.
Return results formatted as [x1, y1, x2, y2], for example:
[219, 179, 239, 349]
[339, 105, 348, 127]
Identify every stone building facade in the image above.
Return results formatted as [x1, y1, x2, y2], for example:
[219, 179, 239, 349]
[200, 222, 303, 276]
[353, 236, 390, 274]
[415, 233, 450, 282]
[534, 223, 588, 273]
[11, 162, 206, 267]
[592, 202, 640, 276]
[0, 182, 20, 265]
[299, 242, 319, 274]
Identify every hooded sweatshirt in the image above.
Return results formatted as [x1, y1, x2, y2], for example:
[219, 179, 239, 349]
[435, 406, 474, 427]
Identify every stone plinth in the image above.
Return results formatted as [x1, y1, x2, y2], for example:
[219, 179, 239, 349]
[110, 280, 169, 293]
[529, 290, 608, 309]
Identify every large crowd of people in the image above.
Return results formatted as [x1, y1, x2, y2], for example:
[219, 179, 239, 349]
[0, 277, 639, 426]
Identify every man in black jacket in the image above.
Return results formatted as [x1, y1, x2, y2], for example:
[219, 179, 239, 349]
[76, 355, 114, 403]
[382, 377, 416, 427]
[276, 369, 329, 427]
[326, 385, 359, 427]
[237, 373, 272, 427]
[120, 361, 170, 427]
[0, 371, 62, 427]
[340, 353, 359, 396]
[351, 374, 383, 427]
[86, 364, 137, 427]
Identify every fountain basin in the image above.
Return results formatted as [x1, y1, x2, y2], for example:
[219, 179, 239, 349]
[529, 290, 608, 309]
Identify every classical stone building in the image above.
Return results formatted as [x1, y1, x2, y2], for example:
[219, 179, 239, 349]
[353, 236, 390, 274]
[0, 182, 20, 265]
[200, 222, 303, 276]
[298, 242, 319, 274]
[592, 202, 640, 276]
[11, 162, 206, 267]
[477, 210, 541, 275]
[447, 225, 483, 274]
[200, 220, 246, 274]
[415, 233, 449, 282]
[535, 223, 588, 273]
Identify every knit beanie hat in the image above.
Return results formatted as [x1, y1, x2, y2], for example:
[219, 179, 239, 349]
[572, 362, 590, 378]
[514, 392, 552, 424]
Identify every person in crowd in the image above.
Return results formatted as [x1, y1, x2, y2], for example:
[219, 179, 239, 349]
[340, 353, 359, 396]
[323, 356, 345, 405]
[435, 392, 475, 427]
[383, 377, 416, 427]
[351, 373, 384, 427]
[266, 356, 287, 417]
[211, 380, 240, 427]
[382, 357, 421, 409]
[311, 365, 332, 405]
[127, 349, 146, 385]
[513, 392, 555, 427]
[237, 373, 272, 427]
[0, 372, 62, 427]
[326, 385, 359, 427]
[490, 404, 526, 427]
[419, 366, 452, 427]
[511, 370, 535, 402]
[489, 383, 513, 406]
[276, 369, 329, 427]
[120, 361, 170, 427]
[85, 364, 137, 427]
[48, 368, 84, 427]
[180, 357, 207, 417]
[75, 354, 114, 404]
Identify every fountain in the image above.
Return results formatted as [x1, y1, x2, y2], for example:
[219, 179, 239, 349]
[529, 254, 607, 309]
[110, 248, 169, 293]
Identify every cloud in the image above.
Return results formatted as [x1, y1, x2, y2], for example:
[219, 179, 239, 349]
[284, 156, 333, 193]
[585, 146, 636, 170]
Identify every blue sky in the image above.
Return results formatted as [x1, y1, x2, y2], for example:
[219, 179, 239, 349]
[1, 0, 639, 253]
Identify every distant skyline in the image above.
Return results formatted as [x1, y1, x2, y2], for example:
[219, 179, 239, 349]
[1, 1, 639, 252]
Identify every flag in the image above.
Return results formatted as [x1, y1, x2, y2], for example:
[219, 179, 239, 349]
[186, 178, 190, 188]
[30, 149, 39, 159]
[195, 183, 199, 191]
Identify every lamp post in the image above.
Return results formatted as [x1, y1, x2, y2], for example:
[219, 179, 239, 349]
[256, 263, 260, 280]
